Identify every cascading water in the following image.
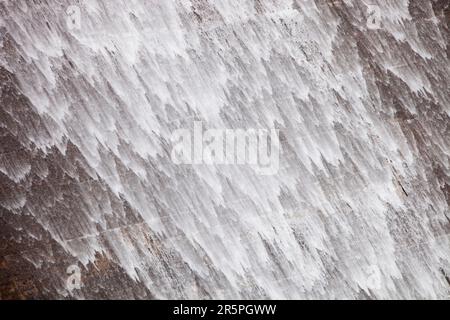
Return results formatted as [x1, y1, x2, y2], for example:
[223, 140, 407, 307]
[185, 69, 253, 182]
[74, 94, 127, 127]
[0, 0, 449, 299]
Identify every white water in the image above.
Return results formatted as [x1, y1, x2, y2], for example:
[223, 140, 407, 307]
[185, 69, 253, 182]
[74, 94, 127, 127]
[0, 0, 449, 299]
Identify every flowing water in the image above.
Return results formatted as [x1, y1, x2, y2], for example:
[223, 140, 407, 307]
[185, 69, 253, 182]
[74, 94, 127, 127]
[0, 0, 449, 299]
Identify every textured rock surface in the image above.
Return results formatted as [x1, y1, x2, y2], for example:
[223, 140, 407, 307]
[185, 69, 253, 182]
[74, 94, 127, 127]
[0, 0, 449, 299]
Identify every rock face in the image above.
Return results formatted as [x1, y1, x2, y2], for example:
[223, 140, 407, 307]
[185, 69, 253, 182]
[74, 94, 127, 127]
[0, 0, 449, 299]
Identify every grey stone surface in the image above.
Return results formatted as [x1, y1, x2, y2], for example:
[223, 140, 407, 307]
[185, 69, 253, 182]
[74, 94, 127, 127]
[0, 0, 449, 299]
